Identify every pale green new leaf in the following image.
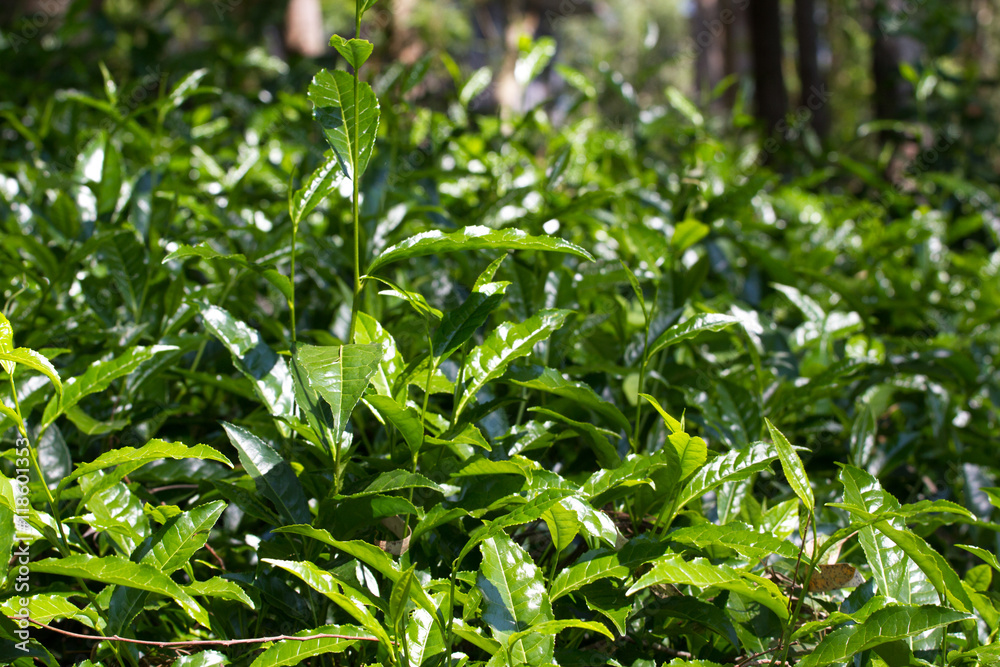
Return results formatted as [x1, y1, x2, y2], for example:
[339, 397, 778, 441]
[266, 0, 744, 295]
[506, 619, 612, 648]
[31, 554, 208, 627]
[478, 533, 555, 666]
[667, 522, 800, 561]
[330, 36, 374, 69]
[368, 226, 594, 274]
[0, 347, 62, 397]
[639, 392, 681, 434]
[765, 418, 814, 513]
[796, 604, 971, 667]
[667, 431, 708, 481]
[364, 394, 423, 456]
[143, 500, 227, 574]
[957, 544, 1000, 574]
[309, 69, 380, 181]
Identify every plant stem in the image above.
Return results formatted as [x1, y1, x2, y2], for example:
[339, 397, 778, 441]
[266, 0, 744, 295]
[347, 6, 364, 344]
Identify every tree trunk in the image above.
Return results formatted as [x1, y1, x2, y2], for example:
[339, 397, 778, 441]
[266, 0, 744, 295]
[793, 0, 830, 139]
[748, 0, 789, 132]
[285, 0, 325, 58]
[693, 0, 727, 104]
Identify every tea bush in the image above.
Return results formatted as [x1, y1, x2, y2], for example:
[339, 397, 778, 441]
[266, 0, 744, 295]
[1, 1, 999, 666]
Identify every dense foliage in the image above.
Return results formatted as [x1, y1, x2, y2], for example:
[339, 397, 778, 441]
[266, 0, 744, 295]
[2, 1, 1000, 666]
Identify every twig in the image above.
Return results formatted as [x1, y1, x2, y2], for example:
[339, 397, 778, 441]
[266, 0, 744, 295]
[734, 646, 787, 666]
[22, 617, 382, 646]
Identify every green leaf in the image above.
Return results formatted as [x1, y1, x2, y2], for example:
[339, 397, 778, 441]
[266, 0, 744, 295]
[168, 247, 292, 301]
[293, 343, 382, 446]
[58, 439, 232, 493]
[433, 291, 506, 361]
[506, 619, 612, 648]
[389, 565, 416, 628]
[31, 554, 209, 627]
[222, 422, 310, 525]
[765, 418, 814, 513]
[531, 408, 620, 469]
[291, 153, 343, 226]
[646, 313, 739, 357]
[41, 345, 174, 433]
[193, 302, 295, 431]
[309, 69, 380, 181]
[172, 650, 230, 666]
[549, 552, 629, 601]
[364, 395, 423, 457]
[0, 312, 15, 376]
[839, 466, 941, 608]
[272, 524, 442, 624]
[667, 431, 708, 482]
[81, 471, 149, 556]
[141, 500, 227, 574]
[675, 443, 778, 512]
[478, 533, 555, 666]
[667, 522, 800, 561]
[671, 219, 710, 252]
[184, 577, 255, 609]
[639, 392, 682, 434]
[957, 544, 1000, 574]
[99, 231, 148, 319]
[627, 555, 789, 619]
[248, 625, 365, 667]
[330, 36, 374, 69]
[368, 226, 594, 274]
[0, 348, 62, 397]
[796, 604, 971, 667]
[508, 366, 631, 434]
[456, 309, 572, 417]
[354, 469, 444, 497]
[263, 558, 392, 647]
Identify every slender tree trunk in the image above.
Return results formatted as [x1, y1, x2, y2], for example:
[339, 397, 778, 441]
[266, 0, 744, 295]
[748, 0, 789, 132]
[793, 0, 830, 139]
[285, 0, 325, 57]
[693, 0, 727, 104]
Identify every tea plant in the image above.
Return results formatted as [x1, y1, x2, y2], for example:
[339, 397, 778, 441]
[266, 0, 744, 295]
[0, 1, 998, 666]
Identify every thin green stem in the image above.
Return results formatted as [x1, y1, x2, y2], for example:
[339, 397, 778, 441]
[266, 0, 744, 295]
[347, 7, 364, 344]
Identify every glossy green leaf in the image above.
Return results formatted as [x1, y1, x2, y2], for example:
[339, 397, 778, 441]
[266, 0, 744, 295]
[667, 431, 708, 481]
[368, 226, 593, 273]
[456, 309, 572, 417]
[508, 366, 631, 434]
[248, 625, 364, 667]
[309, 69, 380, 181]
[364, 394, 423, 456]
[58, 439, 232, 492]
[389, 565, 416, 628]
[646, 313, 739, 357]
[796, 604, 971, 667]
[549, 552, 629, 601]
[639, 392, 682, 434]
[765, 418, 814, 513]
[291, 153, 343, 226]
[433, 291, 506, 360]
[42, 346, 172, 431]
[627, 555, 789, 619]
[168, 247, 292, 300]
[0, 313, 15, 376]
[184, 577, 254, 609]
[263, 558, 391, 646]
[293, 343, 382, 446]
[957, 544, 1000, 574]
[478, 533, 555, 666]
[194, 302, 295, 431]
[31, 554, 208, 627]
[142, 500, 227, 574]
[99, 231, 147, 319]
[531, 407, 620, 469]
[667, 522, 800, 560]
[222, 422, 310, 525]
[675, 443, 777, 512]
[0, 348, 62, 398]
[838, 466, 940, 608]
